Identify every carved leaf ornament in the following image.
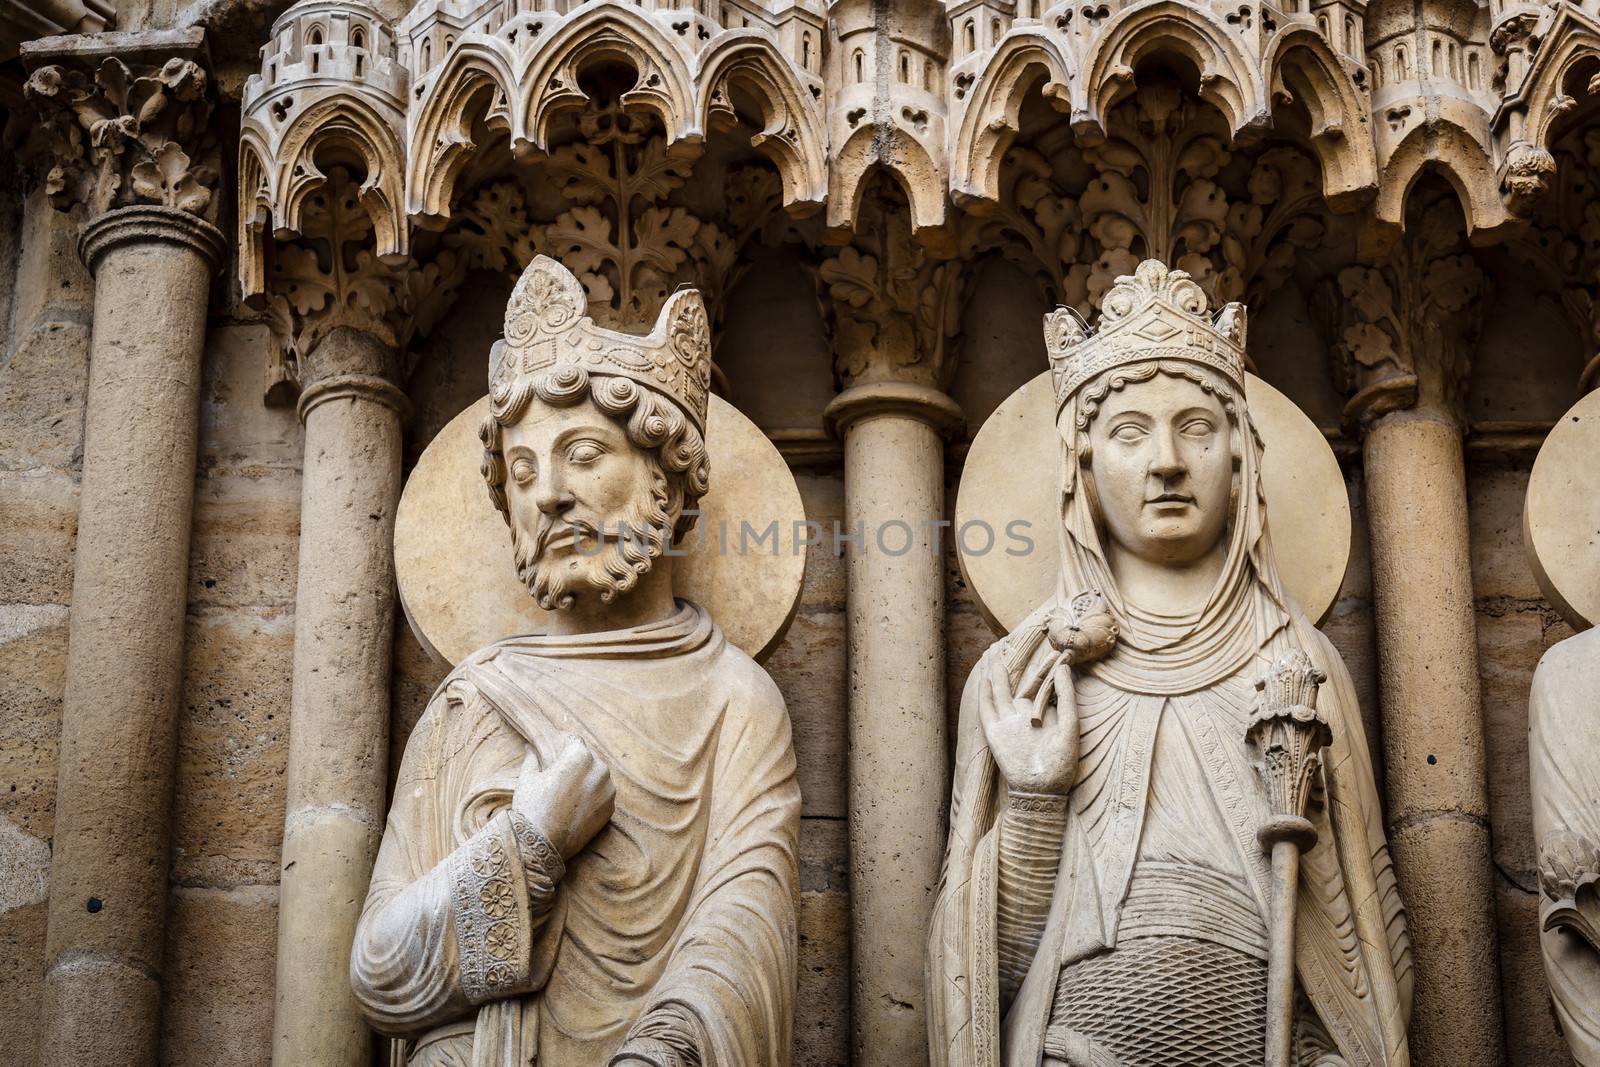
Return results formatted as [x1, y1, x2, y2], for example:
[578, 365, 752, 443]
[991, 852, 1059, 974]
[444, 93, 784, 339]
[25, 56, 216, 219]
[961, 84, 1329, 320]
[264, 167, 463, 377]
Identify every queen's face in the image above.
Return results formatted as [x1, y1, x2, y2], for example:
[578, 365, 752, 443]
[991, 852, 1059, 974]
[1085, 371, 1234, 567]
[501, 394, 658, 571]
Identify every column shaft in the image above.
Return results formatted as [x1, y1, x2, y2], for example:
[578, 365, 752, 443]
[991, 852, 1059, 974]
[271, 328, 405, 1067]
[1362, 409, 1503, 1065]
[832, 383, 960, 1067]
[41, 206, 222, 1066]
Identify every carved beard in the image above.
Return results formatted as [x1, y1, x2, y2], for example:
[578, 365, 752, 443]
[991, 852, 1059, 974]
[510, 465, 675, 612]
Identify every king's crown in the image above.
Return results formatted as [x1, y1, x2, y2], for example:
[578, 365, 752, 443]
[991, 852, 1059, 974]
[1044, 260, 1247, 410]
[491, 255, 712, 433]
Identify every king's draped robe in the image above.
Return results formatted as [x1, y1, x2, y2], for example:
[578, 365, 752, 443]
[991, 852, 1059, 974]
[352, 602, 800, 1067]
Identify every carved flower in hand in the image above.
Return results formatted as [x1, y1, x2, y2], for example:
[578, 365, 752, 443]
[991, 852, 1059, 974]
[1046, 590, 1117, 665]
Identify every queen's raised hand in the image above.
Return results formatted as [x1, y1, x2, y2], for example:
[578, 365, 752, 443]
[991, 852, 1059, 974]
[980, 650, 1079, 796]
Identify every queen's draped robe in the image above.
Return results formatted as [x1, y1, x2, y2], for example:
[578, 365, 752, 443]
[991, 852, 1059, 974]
[352, 602, 800, 1067]
[927, 358, 1413, 1067]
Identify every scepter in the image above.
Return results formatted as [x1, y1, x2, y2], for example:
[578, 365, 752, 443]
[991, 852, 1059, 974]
[1248, 651, 1333, 1067]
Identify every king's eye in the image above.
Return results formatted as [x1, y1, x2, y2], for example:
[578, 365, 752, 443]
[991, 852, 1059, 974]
[510, 456, 536, 484]
[568, 441, 604, 464]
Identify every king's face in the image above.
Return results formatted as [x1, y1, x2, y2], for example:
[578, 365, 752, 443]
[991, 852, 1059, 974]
[500, 395, 659, 572]
[1086, 371, 1233, 567]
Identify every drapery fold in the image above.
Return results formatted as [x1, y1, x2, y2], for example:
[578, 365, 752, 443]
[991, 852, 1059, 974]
[927, 364, 1411, 1067]
[353, 601, 800, 1067]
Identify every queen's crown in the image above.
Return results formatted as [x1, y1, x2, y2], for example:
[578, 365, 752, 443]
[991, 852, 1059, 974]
[490, 255, 712, 434]
[1045, 260, 1247, 410]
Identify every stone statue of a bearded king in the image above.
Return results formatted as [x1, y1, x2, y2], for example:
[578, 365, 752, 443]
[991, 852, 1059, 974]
[927, 262, 1413, 1067]
[351, 256, 802, 1067]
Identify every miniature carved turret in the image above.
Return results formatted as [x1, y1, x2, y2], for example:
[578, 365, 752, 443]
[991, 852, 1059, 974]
[239, 0, 409, 298]
[244, 0, 404, 109]
[827, 0, 952, 242]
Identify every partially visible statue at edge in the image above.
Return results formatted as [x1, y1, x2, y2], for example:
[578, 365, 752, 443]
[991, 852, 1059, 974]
[927, 261, 1413, 1067]
[1530, 626, 1600, 1064]
[351, 256, 801, 1067]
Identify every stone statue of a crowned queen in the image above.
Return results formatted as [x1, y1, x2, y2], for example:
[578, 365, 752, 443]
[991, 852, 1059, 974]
[928, 262, 1413, 1067]
[351, 257, 801, 1067]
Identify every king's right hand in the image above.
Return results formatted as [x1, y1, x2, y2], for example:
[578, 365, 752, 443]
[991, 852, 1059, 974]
[980, 651, 1079, 796]
[512, 736, 616, 861]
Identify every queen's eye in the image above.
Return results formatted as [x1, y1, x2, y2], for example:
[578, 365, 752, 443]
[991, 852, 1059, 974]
[510, 456, 536, 484]
[1111, 424, 1146, 443]
[1181, 418, 1216, 437]
[568, 441, 604, 464]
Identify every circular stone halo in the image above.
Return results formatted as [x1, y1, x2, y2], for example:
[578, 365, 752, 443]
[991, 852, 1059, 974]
[955, 371, 1351, 633]
[395, 394, 807, 666]
[1524, 388, 1600, 630]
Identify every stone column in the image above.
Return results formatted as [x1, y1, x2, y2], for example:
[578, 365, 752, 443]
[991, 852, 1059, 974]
[826, 383, 961, 1067]
[20, 35, 224, 1067]
[821, 180, 963, 1067]
[270, 327, 406, 1067]
[244, 163, 424, 1067]
[1322, 195, 1505, 1065]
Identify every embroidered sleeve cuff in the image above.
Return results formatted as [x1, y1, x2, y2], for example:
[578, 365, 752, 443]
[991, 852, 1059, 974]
[447, 811, 534, 1004]
[509, 810, 565, 918]
[1006, 790, 1070, 815]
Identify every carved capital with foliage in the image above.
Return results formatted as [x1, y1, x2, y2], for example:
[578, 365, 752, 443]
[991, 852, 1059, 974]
[256, 168, 461, 405]
[23, 40, 218, 223]
[1515, 129, 1600, 393]
[819, 179, 962, 392]
[1318, 197, 1485, 427]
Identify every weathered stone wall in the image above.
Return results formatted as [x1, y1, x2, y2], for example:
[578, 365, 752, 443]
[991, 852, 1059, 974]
[0, 183, 91, 1064]
[0, 168, 1590, 1067]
